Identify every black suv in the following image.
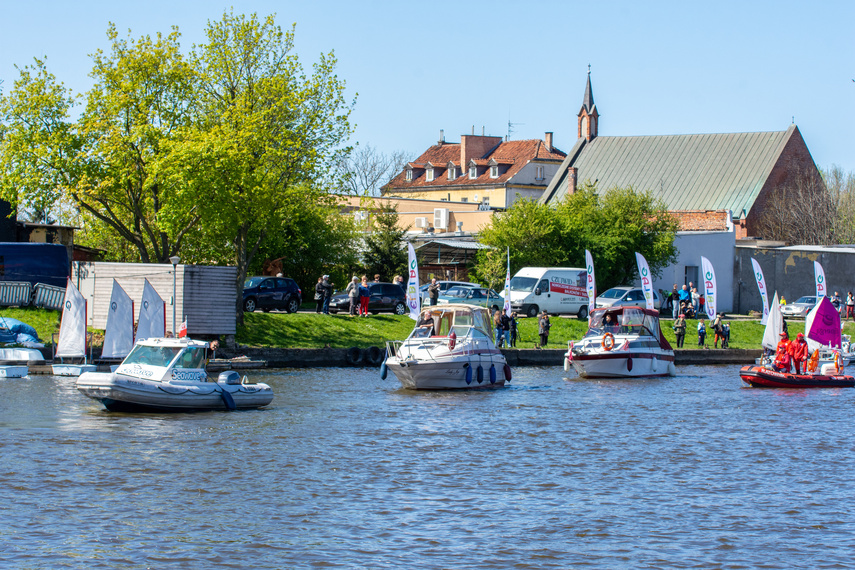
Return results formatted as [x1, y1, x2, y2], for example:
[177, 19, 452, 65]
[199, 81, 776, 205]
[243, 276, 302, 313]
[328, 282, 407, 315]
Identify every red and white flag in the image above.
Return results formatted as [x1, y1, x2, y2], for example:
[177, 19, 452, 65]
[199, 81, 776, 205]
[178, 320, 188, 338]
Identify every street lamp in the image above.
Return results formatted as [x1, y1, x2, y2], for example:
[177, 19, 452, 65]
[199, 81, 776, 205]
[169, 255, 180, 336]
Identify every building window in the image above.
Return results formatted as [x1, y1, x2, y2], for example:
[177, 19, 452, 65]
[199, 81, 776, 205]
[490, 165, 498, 178]
[426, 167, 434, 182]
[448, 166, 456, 179]
[440, 198, 447, 201]
[482, 197, 490, 207]
[461, 197, 468, 203]
[405, 169, 412, 181]
[536, 166, 544, 180]
[469, 165, 477, 179]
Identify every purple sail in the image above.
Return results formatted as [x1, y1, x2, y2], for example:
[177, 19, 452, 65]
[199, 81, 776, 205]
[807, 296, 841, 348]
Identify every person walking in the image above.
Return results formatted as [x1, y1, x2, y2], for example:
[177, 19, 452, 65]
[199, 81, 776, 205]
[321, 275, 333, 315]
[345, 276, 360, 316]
[538, 310, 551, 348]
[673, 313, 687, 348]
[428, 278, 440, 306]
[697, 318, 706, 348]
[358, 276, 371, 316]
[314, 277, 325, 313]
[847, 292, 855, 320]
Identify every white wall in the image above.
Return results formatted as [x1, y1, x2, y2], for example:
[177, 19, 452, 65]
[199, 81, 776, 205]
[652, 230, 735, 313]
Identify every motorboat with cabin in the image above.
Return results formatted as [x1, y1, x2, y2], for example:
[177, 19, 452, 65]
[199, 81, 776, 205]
[76, 337, 274, 411]
[382, 303, 511, 389]
[565, 306, 675, 378]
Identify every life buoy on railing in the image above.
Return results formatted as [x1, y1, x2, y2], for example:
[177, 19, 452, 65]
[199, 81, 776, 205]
[448, 331, 457, 350]
[602, 333, 615, 351]
[807, 350, 819, 373]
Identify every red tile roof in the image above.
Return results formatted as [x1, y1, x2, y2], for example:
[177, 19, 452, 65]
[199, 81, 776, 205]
[387, 138, 566, 190]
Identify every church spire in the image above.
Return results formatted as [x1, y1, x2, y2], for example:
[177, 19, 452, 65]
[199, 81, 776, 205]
[577, 65, 599, 141]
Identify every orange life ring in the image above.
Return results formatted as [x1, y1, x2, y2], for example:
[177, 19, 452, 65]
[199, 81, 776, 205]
[834, 351, 843, 374]
[602, 333, 615, 351]
[807, 350, 819, 373]
[448, 331, 456, 350]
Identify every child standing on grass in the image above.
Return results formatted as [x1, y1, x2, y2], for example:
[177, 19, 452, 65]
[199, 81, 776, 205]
[698, 318, 706, 348]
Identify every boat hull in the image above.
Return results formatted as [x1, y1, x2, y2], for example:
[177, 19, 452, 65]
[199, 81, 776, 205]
[387, 353, 508, 390]
[739, 365, 855, 388]
[76, 372, 274, 412]
[0, 365, 29, 378]
[52, 364, 97, 377]
[569, 351, 675, 379]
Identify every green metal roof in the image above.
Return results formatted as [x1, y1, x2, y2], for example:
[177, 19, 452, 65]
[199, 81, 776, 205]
[540, 125, 798, 218]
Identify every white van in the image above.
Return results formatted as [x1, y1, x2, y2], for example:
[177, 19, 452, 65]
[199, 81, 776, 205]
[505, 267, 588, 318]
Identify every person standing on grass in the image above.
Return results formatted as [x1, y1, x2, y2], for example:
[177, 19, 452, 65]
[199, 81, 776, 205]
[697, 318, 706, 348]
[671, 284, 680, 318]
[673, 313, 687, 348]
[358, 276, 371, 316]
[321, 275, 333, 314]
[847, 292, 855, 320]
[538, 310, 551, 348]
[345, 276, 360, 316]
[712, 313, 724, 348]
[314, 277, 325, 314]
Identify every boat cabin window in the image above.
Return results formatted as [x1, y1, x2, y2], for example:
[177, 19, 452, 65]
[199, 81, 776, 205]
[174, 347, 207, 369]
[473, 309, 492, 339]
[125, 344, 183, 367]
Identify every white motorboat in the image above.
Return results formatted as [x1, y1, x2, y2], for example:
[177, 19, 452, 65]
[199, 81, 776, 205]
[382, 303, 511, 389]
[76, 337, 274, 412]
[565, 306, 675, 378]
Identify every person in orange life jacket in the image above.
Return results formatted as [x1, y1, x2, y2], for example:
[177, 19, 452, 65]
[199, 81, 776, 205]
[774, 332, 791, 373]
[789, 332, 809, 374]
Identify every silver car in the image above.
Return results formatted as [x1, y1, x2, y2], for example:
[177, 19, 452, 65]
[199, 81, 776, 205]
[596, 286, 661, 310]
[780, 296, 818, 318]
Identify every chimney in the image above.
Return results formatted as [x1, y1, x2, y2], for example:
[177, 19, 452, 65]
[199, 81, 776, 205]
[460, 133, 504, 173]
[439, 129, 444, 144]
[568, 167, 578, 194]
[456, 221, 463, 235]
[545, 132, 553, 152]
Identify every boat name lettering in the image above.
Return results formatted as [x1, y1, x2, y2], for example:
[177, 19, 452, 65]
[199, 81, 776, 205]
[172, 370, 205, 381]
[118, 364, 154, 377]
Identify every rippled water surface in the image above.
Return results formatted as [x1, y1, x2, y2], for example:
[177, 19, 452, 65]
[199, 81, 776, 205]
[2, 365, 855, 568]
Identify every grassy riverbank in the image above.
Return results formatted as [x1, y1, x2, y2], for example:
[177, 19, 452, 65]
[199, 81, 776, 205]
[7, 305, 855, 351]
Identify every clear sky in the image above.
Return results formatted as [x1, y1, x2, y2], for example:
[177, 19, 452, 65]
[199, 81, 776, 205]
[2, 0, 854, 174]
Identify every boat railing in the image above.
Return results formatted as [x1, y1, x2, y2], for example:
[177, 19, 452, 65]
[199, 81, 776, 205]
[386, 331, 474, 362]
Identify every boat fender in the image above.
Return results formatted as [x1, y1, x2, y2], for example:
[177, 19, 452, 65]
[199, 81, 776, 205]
[220, 387, 237, 411]
[465, 363, 473, 385]
[503, 363, 512, 381]
[366, 346, 383, 366]
[489, 364, 497, 384]
[380, 361, 388, 380]
[476, 365, 484, 384]
[345, 347, 363, 366]
[564, 357, 570, 372]
[602, 333, 615, 351]
[627, 355, 633, 372]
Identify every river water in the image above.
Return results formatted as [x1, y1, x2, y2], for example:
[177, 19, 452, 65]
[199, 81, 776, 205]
[2, 365, 854, 568]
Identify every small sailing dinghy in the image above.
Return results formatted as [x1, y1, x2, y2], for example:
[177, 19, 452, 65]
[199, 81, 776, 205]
[76, 337, 274, 412]
[101, 279, 135, 371]
[52, 279, 96, 376]
[741, 295, 853, 388]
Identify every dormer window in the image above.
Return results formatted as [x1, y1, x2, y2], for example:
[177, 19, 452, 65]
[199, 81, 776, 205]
[490, 165, 498, 178]
[447, 166, 457, 180]
[426, 167, 434, 182]
[405, 168, 413, 181]
[469, 165, 477, 179]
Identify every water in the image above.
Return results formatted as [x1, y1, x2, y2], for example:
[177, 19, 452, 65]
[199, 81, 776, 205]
[2, 365, 855, 568]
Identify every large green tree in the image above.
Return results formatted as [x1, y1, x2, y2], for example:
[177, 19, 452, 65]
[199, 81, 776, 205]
[473, 184, 678, 290]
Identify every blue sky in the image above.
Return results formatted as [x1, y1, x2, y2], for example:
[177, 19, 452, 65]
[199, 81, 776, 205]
[2, 0, 854, 173]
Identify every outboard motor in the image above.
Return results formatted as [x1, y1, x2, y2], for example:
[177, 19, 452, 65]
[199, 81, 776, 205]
[218, 370, 242, 385]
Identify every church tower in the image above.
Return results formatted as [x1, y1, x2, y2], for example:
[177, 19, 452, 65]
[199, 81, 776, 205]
[577, 67, 599, 141]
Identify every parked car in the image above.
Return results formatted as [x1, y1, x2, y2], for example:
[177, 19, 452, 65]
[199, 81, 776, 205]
[328, 282, 407, 315]
[243, 276, 303, 313]
[595, 286, 661, 311]
[437, 286, 503, 311]
[780, 296, 818, 318]
[419, 280, 480, 304]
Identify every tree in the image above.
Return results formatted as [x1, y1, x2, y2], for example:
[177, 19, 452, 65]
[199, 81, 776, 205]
[333, 143, 409, 196]
[755, 168, 835, 245]
[473, 184, 678, 290]
[361, 205, 408, 281]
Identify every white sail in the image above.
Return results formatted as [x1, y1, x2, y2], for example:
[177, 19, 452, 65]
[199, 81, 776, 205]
[135, 279, 166, 342]
[405, 242, 420, 321]
[56, 279, 87, 358]
[102, 280, 134, 358]
[761, 291, 783, 351]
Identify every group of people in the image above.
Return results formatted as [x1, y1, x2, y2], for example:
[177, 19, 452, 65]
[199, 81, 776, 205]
[829, 291, 855, 320]
[773, 331, 810, 374]
[312, 273, 404, 315]
[672, 312, 729, 349]
[667, 283, 702, 319]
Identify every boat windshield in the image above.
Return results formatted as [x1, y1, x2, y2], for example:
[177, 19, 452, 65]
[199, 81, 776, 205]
[124, 344, 182, 367]
[173, 347, 207, 369]
[586, 308, 658, 338]
[510, 276, 538, 292]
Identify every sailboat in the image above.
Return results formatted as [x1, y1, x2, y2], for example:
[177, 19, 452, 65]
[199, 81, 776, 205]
[741, 295, 854, 388]
[135, 279, 166, 342]
[52, 279, 97, 376]
[101, 280, 134, 371]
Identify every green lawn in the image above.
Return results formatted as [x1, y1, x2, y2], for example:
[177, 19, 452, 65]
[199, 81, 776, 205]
[1, 307, 62, 344]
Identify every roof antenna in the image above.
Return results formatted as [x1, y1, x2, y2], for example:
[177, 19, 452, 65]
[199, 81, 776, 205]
[792, 115, 795, 124]
[507, 113, 524, 140]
